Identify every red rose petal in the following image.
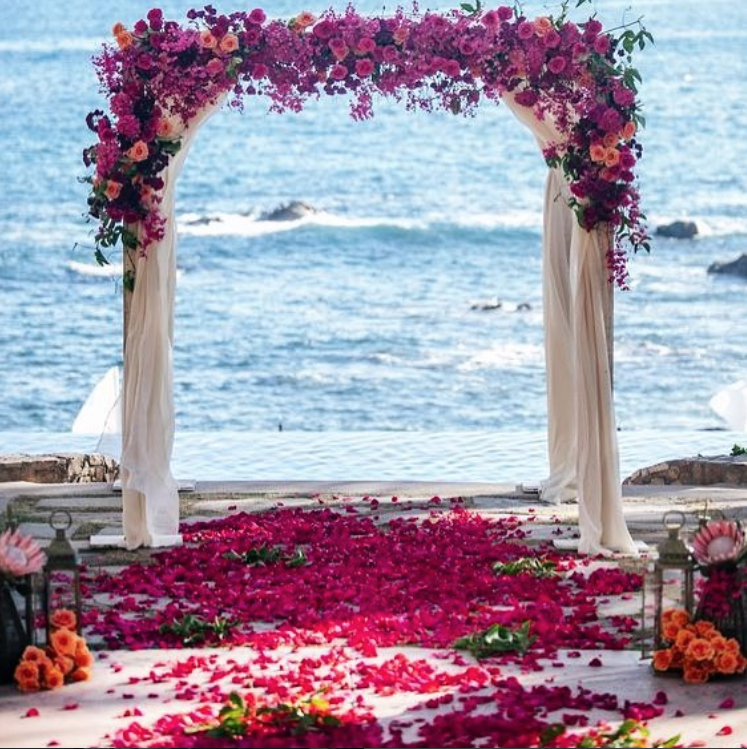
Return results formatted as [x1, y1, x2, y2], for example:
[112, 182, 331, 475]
[719, 698, 735, 709]
[717, 726, 733, 736]
[23, 708, 40, 718]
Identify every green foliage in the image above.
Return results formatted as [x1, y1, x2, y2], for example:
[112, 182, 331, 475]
[159, 613, 235, 645]
[492, 556, 557, 577]
[459, 1, 482, 16]
[731, 443, 747, 457]
[222, 544, 309, 567]
[187, 691, 342, 739]
[453, 620, 535, 658]
[541, 718, 680, 748]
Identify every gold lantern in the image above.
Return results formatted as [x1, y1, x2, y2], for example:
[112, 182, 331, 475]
[42, 511, 82, 639]
[651, 510, 694, 651]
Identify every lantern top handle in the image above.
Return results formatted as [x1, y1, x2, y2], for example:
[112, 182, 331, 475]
[663, 510, 687, 531]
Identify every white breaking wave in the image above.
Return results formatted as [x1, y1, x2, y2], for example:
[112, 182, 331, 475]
[0, 37, 101, 53]
[177, 208, 542, 238]
[67, 260, 121, 278]
[458, 343, 545, 372]
[178, 211, 427, 237]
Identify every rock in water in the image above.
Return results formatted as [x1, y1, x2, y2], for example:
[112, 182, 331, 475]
[655, 220, 698, 239]
[708, 253, 747, 278]
[263, 201, 316, 221]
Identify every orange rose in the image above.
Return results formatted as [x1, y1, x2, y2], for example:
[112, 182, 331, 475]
[112, 22, 126, 36]
[14, 661, 39, 683]
[71, 666, 92, 683]
[603, 133, 618, 148]
[669, 648, 684, 670]
[51, 609, 77, 630]
[54, 654, 76, 676]
[662, 621, 680, 641]
[674, 628, 695, 649]
[693, 620, 716, 637]
[45, 666, 65, 690]
[604, 147, 620, 168]
[683, 664, 709, 684]
[533, 16, 553, 37]
[219, 33, 239, 53]
[621, 121, 637, 141]
[74, 647, 94, 669]
[116, 31, 133, 50]
[16, 675, 41, 693]
[50, 628, 77, 657]
[589, 143, 607, 163]
[199, 30, 217, 49]
[21, 645, 47, 663]
[126, 140, 149, 162]
[294, 11, 316, 29]
[652, 648, 673, 671]
[664, 608, 690, 628]
[685, 637, 715, 662]
[716, 650, 741, 675]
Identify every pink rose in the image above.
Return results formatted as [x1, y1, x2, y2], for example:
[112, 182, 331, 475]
[126, 140, 148, 162]
[219, 34, 239, 54]
[206, 58, 224, 76]
[482, 10, 499, 28]
[548, 56, 566, 74]
[329, 38, 349, 61]
[497, 6, 513, 21]
[355, 58, 374, 77]
[330, 63, 348, 80]
[313, 20, 335, 40]
[443, 59, 461, 78]
[249, 8, 266, 25]
[544, 29, 561, 48]
[593, 35, 611, 55]
[517, 21, 535, 40]
[357, 37, 376, 54]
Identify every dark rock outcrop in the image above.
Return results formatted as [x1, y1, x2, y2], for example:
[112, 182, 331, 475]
[262, 201, 316, 222]
[708, 253, 747, 278]
[655, 220, 699, 239]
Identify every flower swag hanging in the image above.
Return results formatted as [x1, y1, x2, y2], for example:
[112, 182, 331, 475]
[83, 1, 651, 289]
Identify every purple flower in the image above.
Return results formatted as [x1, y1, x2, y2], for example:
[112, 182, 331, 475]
[482, 10, 499, 28]
[613, 86, 635, 107]
[599, 107, 623, 133]
[133, 19, 148, 35]
[147, 9, 163, 32]
[544, 29, 561, 48]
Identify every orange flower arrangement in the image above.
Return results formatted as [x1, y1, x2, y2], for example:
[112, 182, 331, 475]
[653, 608, 746, 683]
[14, 609, 93, 692]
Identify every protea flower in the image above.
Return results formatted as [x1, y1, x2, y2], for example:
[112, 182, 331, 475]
[691, 519, 745, 567]
[0, 529, 46, 579]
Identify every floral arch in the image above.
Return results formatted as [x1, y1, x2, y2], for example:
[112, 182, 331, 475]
[84, 3, 651, 553]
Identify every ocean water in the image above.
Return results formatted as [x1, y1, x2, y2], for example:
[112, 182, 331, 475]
[0, 1, 746, 478]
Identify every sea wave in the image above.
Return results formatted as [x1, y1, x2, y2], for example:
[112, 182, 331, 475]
[177, 208, 543, 238]
[0, 38, 101, 53]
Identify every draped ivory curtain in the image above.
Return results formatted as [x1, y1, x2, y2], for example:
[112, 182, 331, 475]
[120, 100, 222, 549]
[505, 93, 637, 556]
[120, 93, 636, 556]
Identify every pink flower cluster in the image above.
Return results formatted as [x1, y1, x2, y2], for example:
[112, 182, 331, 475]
[84, 5, 649, 285]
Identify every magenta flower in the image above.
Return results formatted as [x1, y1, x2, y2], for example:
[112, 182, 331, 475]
[517, 21, 535, 40]
[248, 8, 266, 26]
[355, 59, 375, 77]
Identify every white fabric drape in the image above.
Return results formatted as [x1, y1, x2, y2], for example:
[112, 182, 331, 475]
[504, 93, 637, 556]
[120, 100, 222, 549]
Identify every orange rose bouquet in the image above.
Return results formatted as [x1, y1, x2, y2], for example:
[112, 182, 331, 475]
[653, 608, 746, 683]
[14, 609, 93, 692]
